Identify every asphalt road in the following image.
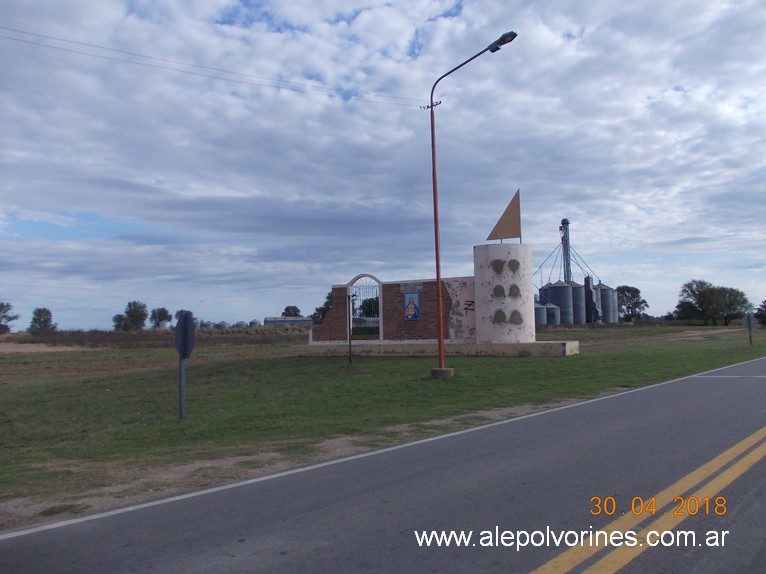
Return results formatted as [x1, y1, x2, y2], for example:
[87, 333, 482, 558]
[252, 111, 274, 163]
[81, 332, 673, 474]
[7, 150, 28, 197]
[2, 357, 764, 573]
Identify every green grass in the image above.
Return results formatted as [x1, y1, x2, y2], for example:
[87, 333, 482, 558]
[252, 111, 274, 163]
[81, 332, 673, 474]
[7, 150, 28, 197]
[0, 325, 764, 525]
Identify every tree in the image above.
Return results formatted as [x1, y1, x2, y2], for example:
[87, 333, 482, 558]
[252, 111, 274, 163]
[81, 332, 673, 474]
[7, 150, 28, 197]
[615, 285, 648, 321]
[28, 307, 57, 333]
[0, 302, 20, 334]
[672, 300, 703, 321]
[311, 292, 333, 325]
[756, 300, 766, 327]
[150, 307, 172, 328]
[114, 301, 148, 331]
[358, 297, 379, 318]
[717, 287, 752, 326]
[113, 314, 129, 331]
[282, 305, 301, 318]
[175, 309, 193, 321]
[125, 301, 148, 330]
[677, 280, 718, 325]
[676, 280, 751, 325]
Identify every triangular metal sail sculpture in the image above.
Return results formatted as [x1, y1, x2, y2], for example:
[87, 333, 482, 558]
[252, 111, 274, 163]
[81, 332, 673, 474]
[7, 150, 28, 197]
[487, 189, 522, 243]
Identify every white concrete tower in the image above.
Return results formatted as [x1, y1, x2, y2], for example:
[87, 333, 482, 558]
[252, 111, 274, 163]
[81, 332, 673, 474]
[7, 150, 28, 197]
[473, 243, 536, 344]
[477, 190, 535, 344]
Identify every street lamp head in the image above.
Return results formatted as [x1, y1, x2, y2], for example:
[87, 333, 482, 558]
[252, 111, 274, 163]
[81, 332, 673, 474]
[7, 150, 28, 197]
[488, 31, 518, 53]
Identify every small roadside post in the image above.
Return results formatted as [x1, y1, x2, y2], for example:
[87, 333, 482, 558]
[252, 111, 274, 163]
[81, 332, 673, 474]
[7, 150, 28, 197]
[347, 292, 353, 365]
[175, 311, 196, 419]
[742, 312, 756, 346]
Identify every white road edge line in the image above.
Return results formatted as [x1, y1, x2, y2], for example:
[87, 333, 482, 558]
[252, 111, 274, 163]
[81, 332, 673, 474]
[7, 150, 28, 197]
[2, 355, 764, 541]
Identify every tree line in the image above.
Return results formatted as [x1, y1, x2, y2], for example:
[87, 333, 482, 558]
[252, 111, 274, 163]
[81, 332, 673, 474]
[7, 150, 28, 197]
[616, 280, 756, 326]
[112, 302, 192, 331]
[0, 301, 190, 333]
[667, 280, 755, 326]
[1, 280, 764, 334]
[0, 305, 57, 334]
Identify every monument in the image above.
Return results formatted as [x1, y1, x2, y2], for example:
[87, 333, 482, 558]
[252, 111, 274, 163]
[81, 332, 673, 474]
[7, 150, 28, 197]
[296, 190, 578, 358]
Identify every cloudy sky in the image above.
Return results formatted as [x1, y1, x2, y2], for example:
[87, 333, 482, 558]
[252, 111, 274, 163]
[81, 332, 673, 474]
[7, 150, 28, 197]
[2, 0, 764, 331]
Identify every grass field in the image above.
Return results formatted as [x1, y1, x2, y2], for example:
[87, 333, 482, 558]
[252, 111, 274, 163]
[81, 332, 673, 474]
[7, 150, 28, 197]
[0, 324, 763, 530]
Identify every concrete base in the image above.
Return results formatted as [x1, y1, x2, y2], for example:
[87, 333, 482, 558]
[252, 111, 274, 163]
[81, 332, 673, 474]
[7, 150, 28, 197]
[431, 367, 455, 379]
[290, 340, 579, 358]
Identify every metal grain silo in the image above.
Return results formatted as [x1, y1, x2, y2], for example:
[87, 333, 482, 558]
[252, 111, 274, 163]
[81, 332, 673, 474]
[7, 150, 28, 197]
[584, 276, 602, 323]
[598, 284, 616, 324]
[547, 281, 573, 325]
[545, 303, 560, 326]
[570, 282, 586, 325]
[538, 283, 552, 306]
[535, 302, 547, 327]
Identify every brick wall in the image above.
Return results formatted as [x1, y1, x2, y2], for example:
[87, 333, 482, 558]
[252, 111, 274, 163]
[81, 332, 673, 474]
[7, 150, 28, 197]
[311, 280, 452, 342]
[381, 280, 449, 340]
[310, 286, 349, 342]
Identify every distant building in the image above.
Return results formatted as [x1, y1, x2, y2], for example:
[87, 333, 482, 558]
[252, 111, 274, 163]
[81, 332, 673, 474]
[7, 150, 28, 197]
[263, 316, 313, 328]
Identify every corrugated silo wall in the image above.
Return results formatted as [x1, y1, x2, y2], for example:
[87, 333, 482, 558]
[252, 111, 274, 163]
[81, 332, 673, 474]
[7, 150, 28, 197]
[599, 285, 616, 323]
[535, 302, 547, 327]
[571, 283, 586, 324]
[539, 285, 549, 306]
[584, 276, 601, 323]
[548, 282, 573, 325]
[545, 304, 560, 326]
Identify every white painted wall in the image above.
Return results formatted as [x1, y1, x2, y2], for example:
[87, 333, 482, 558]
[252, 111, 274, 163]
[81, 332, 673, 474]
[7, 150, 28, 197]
[444, 276, 476, 343]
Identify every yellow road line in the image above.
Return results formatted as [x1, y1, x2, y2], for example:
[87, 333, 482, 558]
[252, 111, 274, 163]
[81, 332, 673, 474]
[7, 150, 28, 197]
[531, 424, 766, 574]
[584, 440, 766, 573]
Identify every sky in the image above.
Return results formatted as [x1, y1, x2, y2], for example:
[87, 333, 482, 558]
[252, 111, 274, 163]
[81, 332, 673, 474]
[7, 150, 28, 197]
[1, 0, 764, 331]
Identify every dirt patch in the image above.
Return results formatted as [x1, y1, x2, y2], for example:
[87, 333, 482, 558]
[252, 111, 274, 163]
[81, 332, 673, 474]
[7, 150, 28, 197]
[0, 394, 616, 534]
[659, 329, 740, 341]
[0, 343, 94, 354]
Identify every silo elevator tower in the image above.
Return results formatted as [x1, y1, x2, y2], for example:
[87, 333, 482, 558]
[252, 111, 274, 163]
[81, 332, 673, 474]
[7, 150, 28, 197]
[559, 218, 572, 284]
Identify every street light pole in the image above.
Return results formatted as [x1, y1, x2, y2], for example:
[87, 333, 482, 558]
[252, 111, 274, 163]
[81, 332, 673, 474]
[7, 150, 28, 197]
[428, 31, 517, 379]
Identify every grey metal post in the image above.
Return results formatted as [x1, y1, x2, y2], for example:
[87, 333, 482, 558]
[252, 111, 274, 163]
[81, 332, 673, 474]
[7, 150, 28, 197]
[179, 357, 186, 419]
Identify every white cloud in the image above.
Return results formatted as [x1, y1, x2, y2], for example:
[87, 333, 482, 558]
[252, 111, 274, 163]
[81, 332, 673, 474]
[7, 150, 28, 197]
[1, 0, 764, 330]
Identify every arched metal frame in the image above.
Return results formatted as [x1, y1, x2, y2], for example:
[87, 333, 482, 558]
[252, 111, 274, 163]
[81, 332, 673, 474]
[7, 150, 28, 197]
[346, 273, 384, 341]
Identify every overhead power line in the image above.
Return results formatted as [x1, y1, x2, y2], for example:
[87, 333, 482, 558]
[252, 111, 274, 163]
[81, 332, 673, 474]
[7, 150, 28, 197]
[0, 25, 424, 107]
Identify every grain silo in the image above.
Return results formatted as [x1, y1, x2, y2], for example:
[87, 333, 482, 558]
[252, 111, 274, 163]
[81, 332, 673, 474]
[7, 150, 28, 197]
[536, 219, 624, 328]
[571, 282, 586, 324]
[545, 303, 560, 326]
[598, 283, 617, 324]
[546, 281, 573, 325]
[535, 301, 547, 327]
[584, 276, 602, 323]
